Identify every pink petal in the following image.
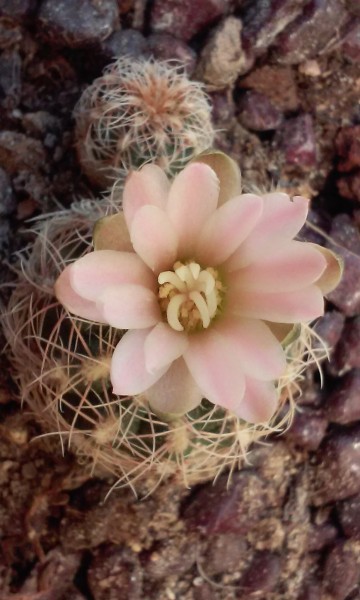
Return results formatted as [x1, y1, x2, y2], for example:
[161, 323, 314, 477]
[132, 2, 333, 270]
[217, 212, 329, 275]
[215, 318, 286, 380]
[97, 284, 161, 329]
[229, 285, 324, 323]
[111, 328, 168, 395]
[166, 162, 219, 256]
[122, 164, 170, 229]
[233, 241, 327, 292]
[144, 322, 189, 373]
[54, 265, 106, 322]
[237, 378, 279, 423]
[70, 250, 156, 301]
[184, 330, 245, 413]
[227, 194, 309, 270]
[145, 358, 202, 415]
[130, 205, 178, 273]
[195, 194, 263, 266]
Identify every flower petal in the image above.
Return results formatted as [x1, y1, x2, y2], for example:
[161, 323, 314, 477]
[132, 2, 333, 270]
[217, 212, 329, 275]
[229, 285, 324, 323]
[146, 358, 202, 416]
[233, 240, 327, 292]
[130, 205, 178, 273]
[111, 329, 168, 395]
[195, 193, 263, 265]
[70, 250, 156, 301]
[215, 318, 287, 380]
[237, 378, 279, 423]
[97, 284, 161, 329]
[166, 162, 219, 256]
[122, 164, 170, 229]
[93, 213, 132, 252]
[309, 243, 344, 295]
[227, 194, 309, 270]
[184, 330, 246, 413]
[191, 149, 241, 206]
[144, 322, 189, 373]
[54, 265, 106, 322]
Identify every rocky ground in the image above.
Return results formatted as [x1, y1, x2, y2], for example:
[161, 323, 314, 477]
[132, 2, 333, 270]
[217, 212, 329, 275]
[1, 1, 360, 599]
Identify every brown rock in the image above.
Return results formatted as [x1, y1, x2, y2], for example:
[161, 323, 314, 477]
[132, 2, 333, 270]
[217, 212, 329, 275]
[239, 65, 299, 111]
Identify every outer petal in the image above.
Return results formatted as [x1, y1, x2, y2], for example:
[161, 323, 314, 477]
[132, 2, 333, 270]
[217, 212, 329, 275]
[195, 193, 263, 266]
[130, 205, 178, 273]
[93, 213, 132, 252]
[122, 164, 170, 229]
[229, 285, 324, 323]
[54, 266, 106, 322]
[111, 329, 168, 395]
[309, 244, 344, 295]
[215, 318, 287, 380]
[70, 250, 156, 301]
[97, 284, 161, 329]
[191, 150, 241, 206]
[145, 358, 202, 416]
[233, 241, 327, 292]
[237, 378, 279, 423]
[184, 330, 246, 413]
[227, 194, 309, 270]
[166, 162, 219, 256]
[144, 322, 189, 373]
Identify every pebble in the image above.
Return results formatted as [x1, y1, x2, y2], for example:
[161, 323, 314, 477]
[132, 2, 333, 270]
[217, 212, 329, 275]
[332, 317, 360, 375]
[327, 216, 360, 316]
[239, 65, 300, 111]
[338, 494, 360, 539]
[311, 426, 360, 505]
[241, 0, 307, 57]
[329, 213, 360, 253]
[307, 523, 338, 551]
[275, 114, 316, 169]
[0, 0, 37, 20]
[201, 533, 247, 575]
[196, 17, 254, 90]
[313, 310, 345, 353]
[209, 91, 235, 125]
[341, 21, 360, 63]
[335, 126, 360, 173]
[273, 0, 350, 65]
[237, 90, 283, 131]
[0, 167, 15, 216]
[183, 471, 272, 535]
[322, 541, 360, 600]
[38, 0, 119, 48]
[238, 551, 281, 595]
[100, 29, 148, 61]
[146, 34, 197, 75]
[150, 0, 231, 42]
[88, 546, 143, 600]
[0, 130, 46, 175]
[326, 370, 360, 424]
[338, 171, 360, 202]
[285, 409, 328, 451]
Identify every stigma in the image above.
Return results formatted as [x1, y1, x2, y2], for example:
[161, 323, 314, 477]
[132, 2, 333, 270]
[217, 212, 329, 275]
[158, 261, 223, 332]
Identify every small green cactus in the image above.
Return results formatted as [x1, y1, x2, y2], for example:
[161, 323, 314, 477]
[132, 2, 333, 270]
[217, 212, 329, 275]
[74, 57, 215, 188]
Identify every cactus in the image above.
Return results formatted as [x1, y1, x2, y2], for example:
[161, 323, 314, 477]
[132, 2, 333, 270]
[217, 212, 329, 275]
[74, 57, 215, 188]
[2, 198, 328, 495]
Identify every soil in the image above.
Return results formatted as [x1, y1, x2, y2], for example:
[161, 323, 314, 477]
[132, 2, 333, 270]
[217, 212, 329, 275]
[1, 2, 360, 600]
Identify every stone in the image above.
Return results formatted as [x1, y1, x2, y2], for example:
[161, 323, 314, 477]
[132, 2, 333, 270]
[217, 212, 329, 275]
[322, 541, 360, 600]
[150, 0, 231, 42]
[0, 167, 15, 216]
[335, 126, 360, 173]
[311, 426, 360, 505]
[241, 0, 307, 57]
[275, 114, 316, 169]
[345, 0, 360, 17]
[327, 216, 360, 316]
[307, 524, 337, 551]
[329, 214, 360, 253]
[147, 34, 197, 76]
[209, 91, 235, 125]
[237, 90, 283, 131]
[285, 410, 328, 451]
[326, 371, 360, 424]
[100, 29, 148, 61]
[338, 172, 360, 202]
[0, 0, 38, 20]
[239, 551, 281, 595]
[338, 494, 360, 539]
[0, 131, 46, 175]
[239, 65, 299, 111]
[313, 310, 345, 353]
[183, 471, 273, 535]
[0, 50, 21, 107]
[341, 22, 360, 64]
[201, 533, 247, 575]
[273, 0, 350, 65]
[332, 318, 360, 375]
[88, 546, 143, 600]
[196, 17, 254, 90]
[38, 0, 119, 48]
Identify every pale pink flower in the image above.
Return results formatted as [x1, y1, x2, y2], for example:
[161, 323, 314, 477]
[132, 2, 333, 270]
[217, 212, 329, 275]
[55, 152, 342, 422]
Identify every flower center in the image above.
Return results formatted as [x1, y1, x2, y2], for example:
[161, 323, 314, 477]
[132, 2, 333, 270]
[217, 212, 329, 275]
[158, 261, 224, 332]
